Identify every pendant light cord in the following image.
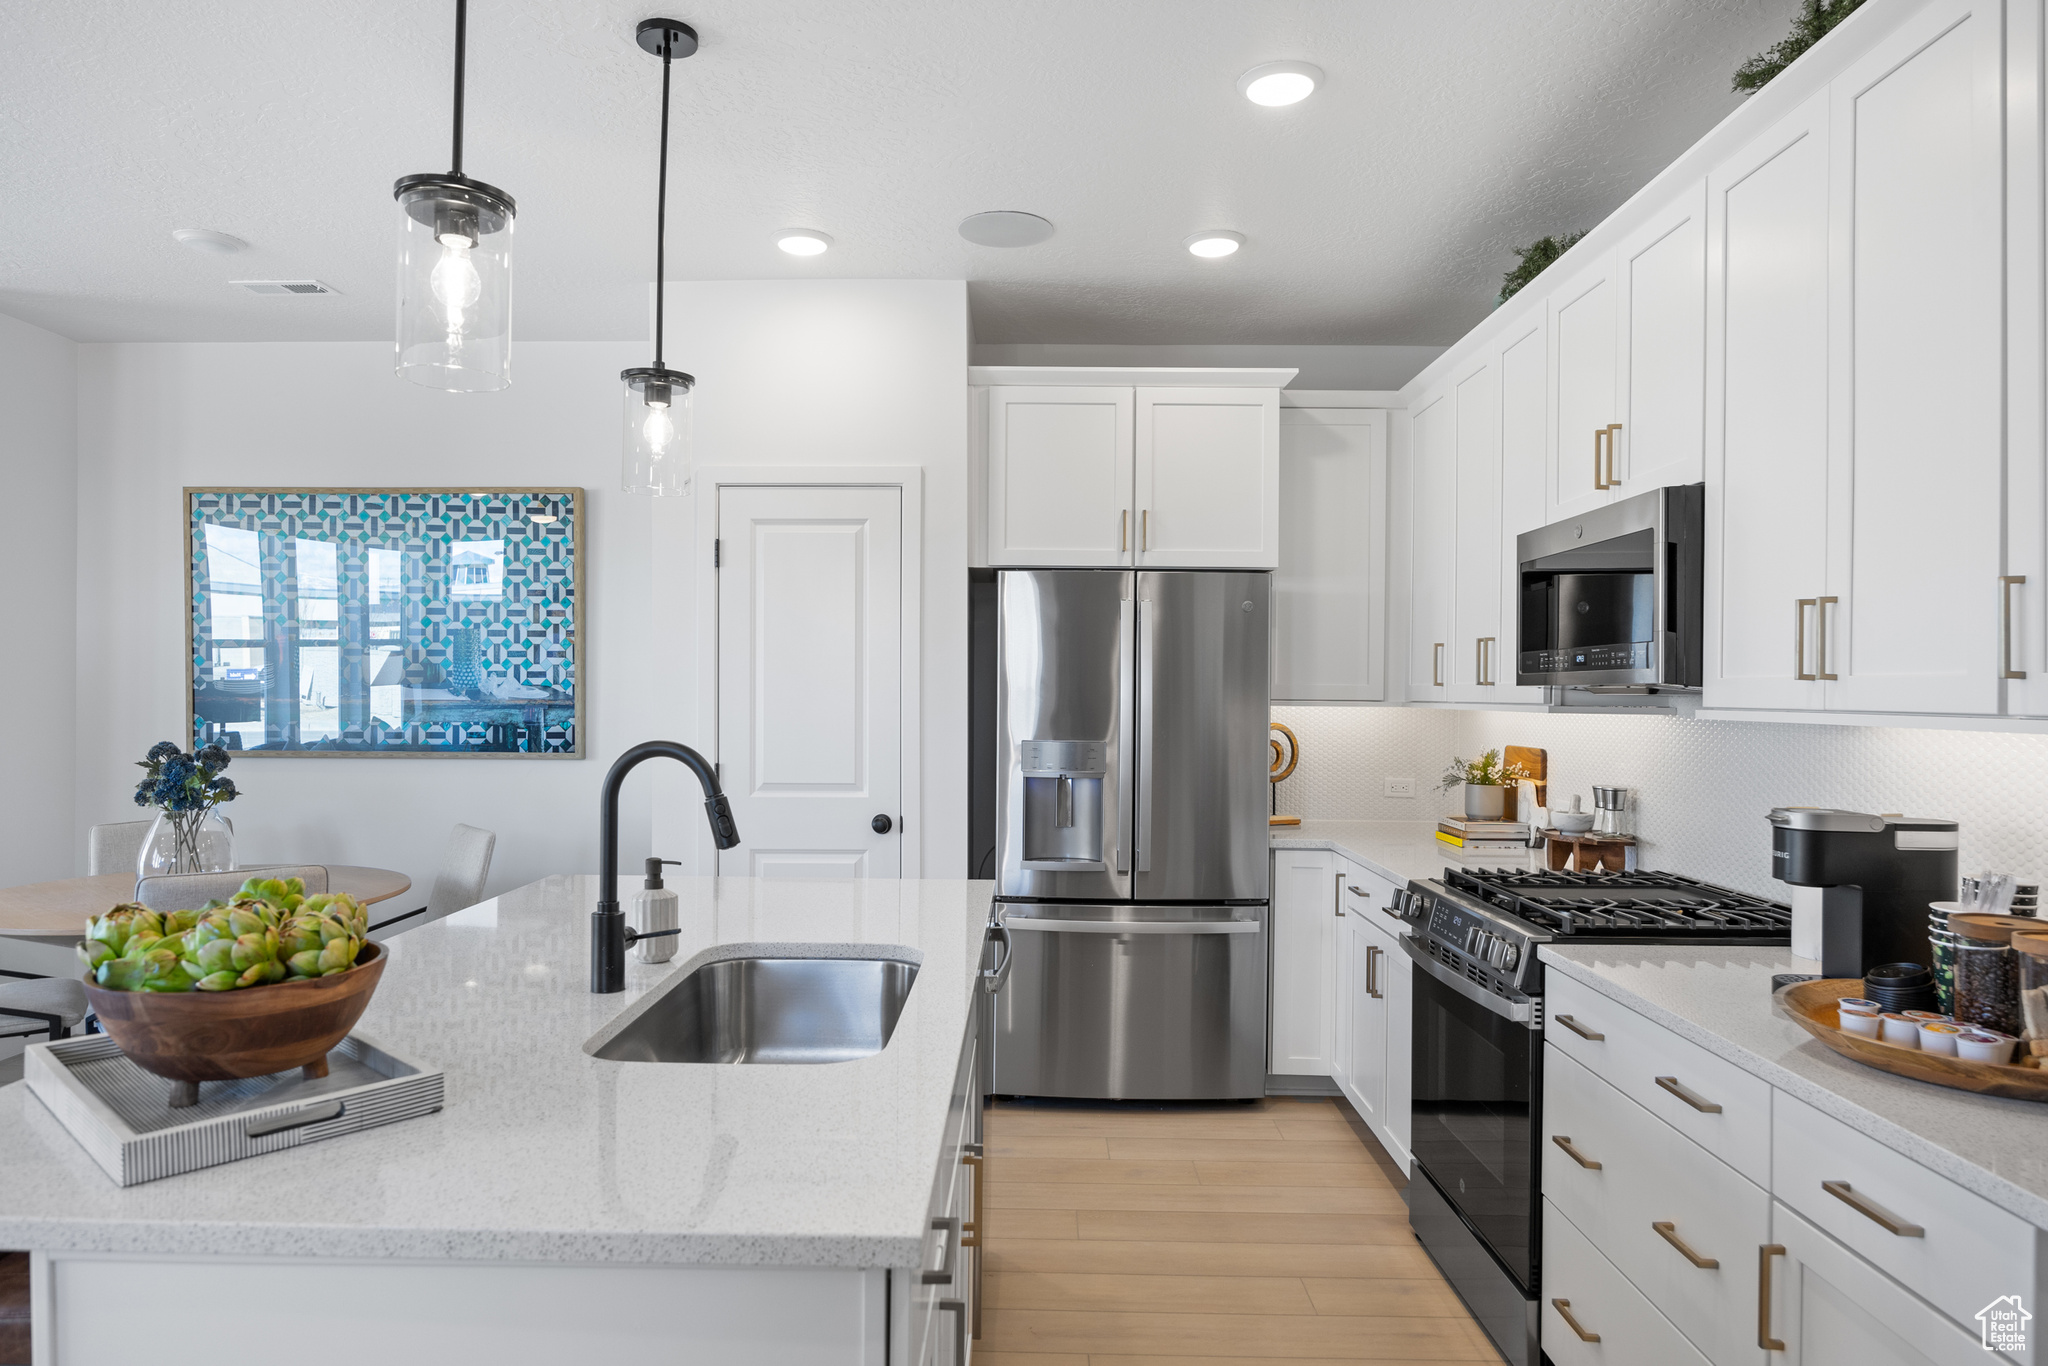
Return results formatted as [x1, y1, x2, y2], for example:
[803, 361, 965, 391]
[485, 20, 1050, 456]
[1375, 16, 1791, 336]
[654, 35, 673, 366]
[450, 0, 467, 176]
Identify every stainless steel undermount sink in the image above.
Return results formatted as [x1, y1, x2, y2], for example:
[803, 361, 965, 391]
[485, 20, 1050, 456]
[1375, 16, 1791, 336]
[589, 955, 919, 1064]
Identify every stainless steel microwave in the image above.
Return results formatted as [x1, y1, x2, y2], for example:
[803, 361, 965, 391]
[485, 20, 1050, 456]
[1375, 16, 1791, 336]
[1515, 484, 1703, 690]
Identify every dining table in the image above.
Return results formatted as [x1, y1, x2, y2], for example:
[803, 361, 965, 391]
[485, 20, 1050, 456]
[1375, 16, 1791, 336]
[0, 866, 412, 941]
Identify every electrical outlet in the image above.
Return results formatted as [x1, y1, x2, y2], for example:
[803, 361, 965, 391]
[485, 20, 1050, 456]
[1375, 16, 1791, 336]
[1385, 777, 1415, 798]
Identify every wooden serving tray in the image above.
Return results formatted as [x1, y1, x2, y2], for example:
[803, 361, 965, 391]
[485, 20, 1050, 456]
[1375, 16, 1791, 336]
[1776, 978, 2048, 1102]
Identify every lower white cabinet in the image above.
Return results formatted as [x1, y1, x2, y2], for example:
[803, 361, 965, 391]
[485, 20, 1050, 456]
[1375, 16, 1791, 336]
[1766, 1201, 1989, 1366]
[1269, 849, 1337, 1075]
[1334, 864, 1411, 1170]
[1543, 1197, 1713, 1366]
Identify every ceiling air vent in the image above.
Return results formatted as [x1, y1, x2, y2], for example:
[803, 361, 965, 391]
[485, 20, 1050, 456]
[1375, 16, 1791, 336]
[231, 280, 339, 295]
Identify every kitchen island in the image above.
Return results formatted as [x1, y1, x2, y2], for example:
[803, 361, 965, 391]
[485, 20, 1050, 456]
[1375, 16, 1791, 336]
[0, 875, 996, 1365]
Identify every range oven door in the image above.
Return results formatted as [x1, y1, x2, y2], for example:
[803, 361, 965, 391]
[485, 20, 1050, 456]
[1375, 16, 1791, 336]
[1404, 939, 1539, 1292]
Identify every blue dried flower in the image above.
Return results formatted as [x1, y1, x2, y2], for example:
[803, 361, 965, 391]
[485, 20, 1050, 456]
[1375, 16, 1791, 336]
[145, 741, 182, 763]
[161, 754, 197, 783]
[208, 777, 239, 802]
[133, 788, 152, 807]
[196, 744, 230, 773]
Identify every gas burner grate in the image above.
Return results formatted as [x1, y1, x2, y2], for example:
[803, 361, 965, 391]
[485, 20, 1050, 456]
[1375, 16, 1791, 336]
[1444, 865, 1791, 939]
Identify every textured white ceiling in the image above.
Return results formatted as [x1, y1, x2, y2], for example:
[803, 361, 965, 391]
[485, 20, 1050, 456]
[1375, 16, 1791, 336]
[0, 0, 1788, 345]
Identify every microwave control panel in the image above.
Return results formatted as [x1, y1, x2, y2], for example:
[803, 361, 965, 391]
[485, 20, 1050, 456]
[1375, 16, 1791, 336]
[1519, 642, 1652, 673]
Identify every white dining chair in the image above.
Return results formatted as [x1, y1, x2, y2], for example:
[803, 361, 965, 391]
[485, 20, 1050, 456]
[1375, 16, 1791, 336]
[88, 820, 154, 877]
[132, 865, 330, 913]
[369, 825, 496, 940]
[0, 975, 90, 1042]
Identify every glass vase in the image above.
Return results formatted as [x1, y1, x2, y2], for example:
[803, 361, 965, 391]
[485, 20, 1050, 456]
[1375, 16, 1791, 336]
[138, 810, 235, 878]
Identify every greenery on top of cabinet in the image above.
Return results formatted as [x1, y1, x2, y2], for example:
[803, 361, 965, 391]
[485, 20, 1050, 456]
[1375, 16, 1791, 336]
[1499, 232, 1586, 303]
[1732, 0, 1866, 93]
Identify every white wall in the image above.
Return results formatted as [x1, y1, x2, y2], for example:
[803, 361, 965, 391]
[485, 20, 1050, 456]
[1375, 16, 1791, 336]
[648, 279, 971, 877]
[0, 312, 78, 885]
[72, 339, 657, 899]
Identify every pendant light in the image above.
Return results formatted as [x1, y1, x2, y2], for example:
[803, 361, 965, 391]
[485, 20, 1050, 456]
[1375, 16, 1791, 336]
[621, 18, 698, 497]
[394, 0, 516, 392]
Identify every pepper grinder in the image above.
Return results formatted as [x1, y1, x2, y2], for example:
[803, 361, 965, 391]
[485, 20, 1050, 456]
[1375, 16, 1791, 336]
[631, 857, 682, 964]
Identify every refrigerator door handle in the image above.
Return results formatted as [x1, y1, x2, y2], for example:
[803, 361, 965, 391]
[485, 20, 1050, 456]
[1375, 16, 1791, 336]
[1136, 595, 1155, 874]
[1116, 593, 1134, 875]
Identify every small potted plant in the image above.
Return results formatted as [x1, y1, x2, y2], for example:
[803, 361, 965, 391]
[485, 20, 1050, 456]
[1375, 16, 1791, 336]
[1439, 749, 1531, 821]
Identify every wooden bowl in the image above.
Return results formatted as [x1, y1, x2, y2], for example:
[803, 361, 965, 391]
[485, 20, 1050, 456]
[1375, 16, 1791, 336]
[84, 943, 385, 1106]
[1776, 977, 2048, 1102]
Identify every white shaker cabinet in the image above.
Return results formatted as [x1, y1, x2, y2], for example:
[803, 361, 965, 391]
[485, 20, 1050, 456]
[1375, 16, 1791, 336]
[1407, 390, 1455, 700]
[986, 385, 1134, 567]
[1548, 255, 1622, 524]
[1495, 323, 1551, 704]
[1613, 180, 1708, 497]
[1449, 359, 1503, 702]
[1134, 387, 1279, 569]
[1818, 0, 2003, 717]
[1273, 405, 1387, 702]
[1765, 1201, 1989, 1366]
[1705, 92, 1833, 713]
[1269, 849, 1337, 1077]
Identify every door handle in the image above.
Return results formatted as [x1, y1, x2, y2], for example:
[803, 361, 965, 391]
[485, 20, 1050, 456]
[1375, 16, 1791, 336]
[1432, 642, 1444, 688]
[1555, 1014, 1604, 1041]
[1654, 1075, 1723, 1113]
[1552, 1135, 1601, 1169]
[1136, 596, 1154, 873]
[1759, 1244, 1786, 1350]
[1604, 423, 1623, 486]
[1120, 509, 1129, 553]
[1551, 1299, 1601, 1343]
[1367, 943, 1381, 998]
[2002, 575, 2027, 679]
[960, 1152, 983, 1247]
[938, 1299, 967, 1364]
[923, 1216, 960, 1284]
[1142, 508, 1150, 550]
[1821, 1180, 1923, 1237]
[1652, 1220, 1720, 1269]
[1477, 636, 1496, 686]
[1592, 427, 1609, 491]
[1795, 599, 1817, 680]
[872, 813, 894, 834]
[1815, 596, 1838, 680]
[1116, 593, 1134, 874]
[1334, 871, 1344, 918]
[1001, 916, 1259, 935]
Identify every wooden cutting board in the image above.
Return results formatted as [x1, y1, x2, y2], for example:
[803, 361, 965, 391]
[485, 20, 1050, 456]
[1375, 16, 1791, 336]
[1506, 746, 1547, 808]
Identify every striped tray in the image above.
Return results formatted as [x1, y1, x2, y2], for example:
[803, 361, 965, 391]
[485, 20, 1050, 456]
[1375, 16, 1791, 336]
[24, 1033, 443, 1186]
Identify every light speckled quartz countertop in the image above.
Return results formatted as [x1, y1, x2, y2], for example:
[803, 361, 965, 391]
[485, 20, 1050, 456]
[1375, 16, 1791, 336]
[1271, 818, 1545, 887]
[0, 875, 995, 1267]
[1540, 945, 2048, 1229]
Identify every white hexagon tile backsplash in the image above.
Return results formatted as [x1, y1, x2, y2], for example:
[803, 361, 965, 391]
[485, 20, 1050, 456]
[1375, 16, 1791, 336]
[1270, 704, 2048, 902]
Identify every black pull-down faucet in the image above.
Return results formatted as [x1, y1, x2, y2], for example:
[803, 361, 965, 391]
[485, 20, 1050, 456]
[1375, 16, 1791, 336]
[591, 740, 742, 993]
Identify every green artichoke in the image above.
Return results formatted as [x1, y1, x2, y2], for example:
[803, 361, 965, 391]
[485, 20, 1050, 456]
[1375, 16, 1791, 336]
[81, 885, 365, 993]
[301, 893, 368, 938]
[236, 876, 306, 916]
[280, 912, 361, 978]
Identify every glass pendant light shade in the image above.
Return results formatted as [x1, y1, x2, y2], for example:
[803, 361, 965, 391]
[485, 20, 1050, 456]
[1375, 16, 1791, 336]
[621, 365, 695, 495]
[395, 176, 514, 392]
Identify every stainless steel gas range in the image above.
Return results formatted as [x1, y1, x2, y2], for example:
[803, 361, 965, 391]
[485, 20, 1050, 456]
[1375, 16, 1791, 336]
[1395, 866, 1791, 1366]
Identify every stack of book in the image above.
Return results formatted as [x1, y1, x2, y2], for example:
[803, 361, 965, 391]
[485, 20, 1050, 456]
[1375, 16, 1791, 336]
[1437, 817, 1532, 854]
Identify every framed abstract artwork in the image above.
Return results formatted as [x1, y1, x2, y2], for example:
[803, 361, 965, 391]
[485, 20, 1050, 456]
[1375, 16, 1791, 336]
[185, 488, 583, 758]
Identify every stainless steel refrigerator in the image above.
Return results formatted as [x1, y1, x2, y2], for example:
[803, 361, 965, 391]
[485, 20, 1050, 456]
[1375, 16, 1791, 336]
[991, 568, 1270, 1101]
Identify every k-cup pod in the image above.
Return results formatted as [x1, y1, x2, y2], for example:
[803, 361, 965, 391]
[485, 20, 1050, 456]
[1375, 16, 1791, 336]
[1839, 1009, 1882, 1038]
[1880, 1013, 1922, 1048]
[1957, 1030, 2017, 1064]
[1918, 1022, 1964, 1056]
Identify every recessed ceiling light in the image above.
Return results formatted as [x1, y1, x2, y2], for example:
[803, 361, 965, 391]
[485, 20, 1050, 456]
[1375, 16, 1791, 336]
[959, 211, 1055, 248]
[775, 229, 832, 256]
[1185, 231, 1245, 259]
[172, 228, 248, 254]
[1238, 61, 1322, 107]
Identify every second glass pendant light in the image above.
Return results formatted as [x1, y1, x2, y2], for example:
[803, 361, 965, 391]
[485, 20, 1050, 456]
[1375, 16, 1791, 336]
[621, 19, 698, 496]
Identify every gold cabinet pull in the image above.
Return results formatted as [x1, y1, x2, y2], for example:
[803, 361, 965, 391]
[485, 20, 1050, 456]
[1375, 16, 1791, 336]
[1552, 1134, 1602, 1170]
[1552, 1298, 1601, 1343]
[1604, 423, 1623, 486]
[960, 1152, 983, 1247]
[1433, 642, 1444, 688]
[2002, 575, 2028, 679]
[1555, 1013, 1604, 1041]
[1795, 599, 1817, 680]
[1822, 1180, 1923, 1237]
[1142, 508, 1150, 550]
[1654, 1075, 1723, 1113]
[1120, 509, 1128, 552]
[1477, 636, 1497, 686]
[1758, 1244, 1786, 1350]
[1592, 428, 1609, 491]
[1653, 1220, 1720, 1268]
[1815, 596, 1839, 680]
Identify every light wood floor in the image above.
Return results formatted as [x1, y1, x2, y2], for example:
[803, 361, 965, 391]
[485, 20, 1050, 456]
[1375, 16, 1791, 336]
[978, 1095, 1505, 1366]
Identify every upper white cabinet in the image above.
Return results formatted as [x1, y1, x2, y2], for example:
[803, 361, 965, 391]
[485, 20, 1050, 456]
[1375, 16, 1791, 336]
[1548, 256, 1622, 523]
[1707, 0, 2006, 718]
[1274, 404, 1387, 702]
[1407, 390, 1455, 700]
[1615, 182, 1708, 496]
[975, 370, 1288, 570]
[1495, 324, 1552, 705]
[1449, 360, 1502, 701]
[986, 385, 1134, 567]
[1134, 387, 1280, 568]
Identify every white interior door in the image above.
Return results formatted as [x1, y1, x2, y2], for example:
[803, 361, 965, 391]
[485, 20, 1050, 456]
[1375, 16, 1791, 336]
[716, 484, 903, 878]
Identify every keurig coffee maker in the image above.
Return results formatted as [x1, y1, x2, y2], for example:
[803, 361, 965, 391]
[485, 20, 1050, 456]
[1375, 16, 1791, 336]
[1767, 808, 1959, 977]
